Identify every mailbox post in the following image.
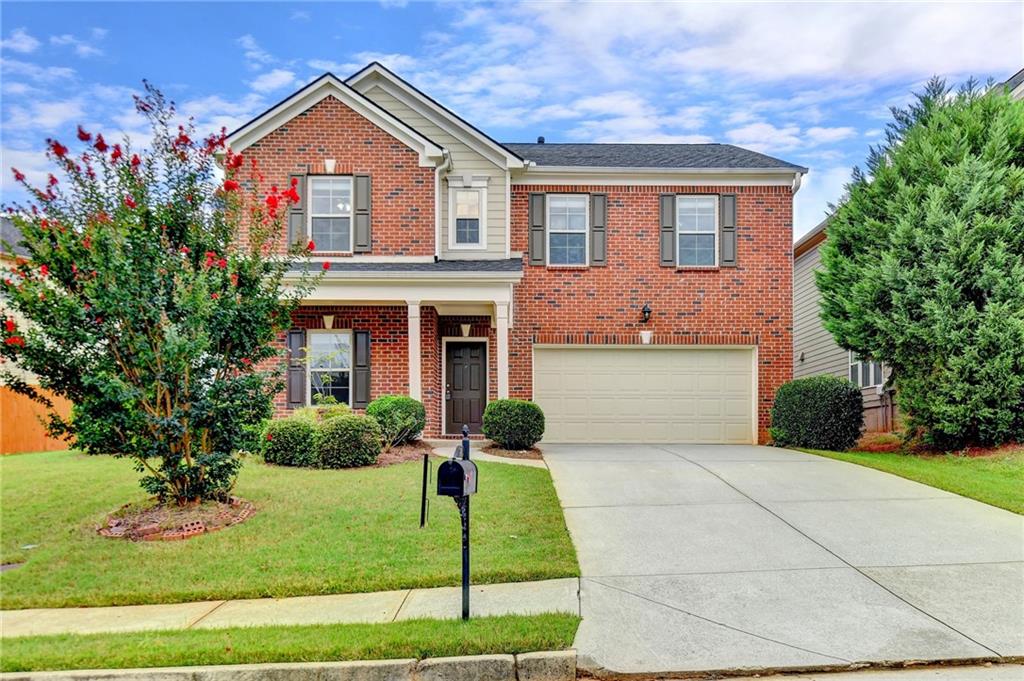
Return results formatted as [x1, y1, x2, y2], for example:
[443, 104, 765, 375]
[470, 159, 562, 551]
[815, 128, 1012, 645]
[436, 425, 476, 620]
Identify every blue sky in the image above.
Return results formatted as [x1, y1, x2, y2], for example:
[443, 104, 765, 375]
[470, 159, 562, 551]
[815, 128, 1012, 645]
[2, 1, 1021, 239]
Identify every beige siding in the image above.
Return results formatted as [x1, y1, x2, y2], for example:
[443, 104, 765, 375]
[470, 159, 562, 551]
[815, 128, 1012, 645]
[361, 85, 508, 259]
[793, 245, 848, 380]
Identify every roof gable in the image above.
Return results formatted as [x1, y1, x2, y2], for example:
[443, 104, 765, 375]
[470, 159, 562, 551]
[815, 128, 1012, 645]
[346, 62, 524, 169]
[225, 73, 445, 166]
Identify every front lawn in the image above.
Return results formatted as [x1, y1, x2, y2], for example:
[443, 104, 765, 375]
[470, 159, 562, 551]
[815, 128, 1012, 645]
[0, 613, 580, 672]
[801, 447, 1024, 514]
[0, 451, 578, 609]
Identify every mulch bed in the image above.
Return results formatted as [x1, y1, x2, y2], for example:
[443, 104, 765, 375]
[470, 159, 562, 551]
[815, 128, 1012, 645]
[98, 497, 255, 542]
[481, 443, 544, 460]
[376, 440, 435, 467]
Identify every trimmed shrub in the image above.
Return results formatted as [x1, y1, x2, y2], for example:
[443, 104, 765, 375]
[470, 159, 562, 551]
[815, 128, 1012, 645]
[366, 395, 426, 450]
[262, 418, 318, 467]
[317, 414, 382, 468]
[294, 403, 351, 423]
[770, 376, 864, 450]
[482, 399, 545, 450]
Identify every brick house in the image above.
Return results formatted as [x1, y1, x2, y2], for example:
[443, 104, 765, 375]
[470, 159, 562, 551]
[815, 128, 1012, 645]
[228, 63, 806, 443]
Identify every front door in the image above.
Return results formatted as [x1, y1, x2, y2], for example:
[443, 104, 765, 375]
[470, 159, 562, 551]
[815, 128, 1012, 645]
[445, 341, 486, 434]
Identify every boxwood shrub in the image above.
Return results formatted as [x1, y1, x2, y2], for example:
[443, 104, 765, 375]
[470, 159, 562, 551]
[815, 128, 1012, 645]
[366, 395, 426, 449]
[294, 403, 351, 423]
[770, 375, 864, 450]
[262, 417, 318, 467]
[482, 399, 545, 450]
[317, 414, 382, 468]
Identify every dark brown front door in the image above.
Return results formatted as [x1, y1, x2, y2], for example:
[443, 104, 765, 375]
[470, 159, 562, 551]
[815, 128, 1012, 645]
[445, 341, 486, 435]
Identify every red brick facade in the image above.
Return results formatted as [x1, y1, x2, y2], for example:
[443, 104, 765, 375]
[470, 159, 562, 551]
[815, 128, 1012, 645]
[243, 96, 434, 256]
[508, 185, 793, 443]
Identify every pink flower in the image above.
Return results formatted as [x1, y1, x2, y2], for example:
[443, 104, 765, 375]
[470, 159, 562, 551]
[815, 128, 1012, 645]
[11, 168, 25, 182]
[49, 140, 68, 158]
[266, 432, 273, 442]
[216, 258, 227, 269]
[48, 174, 58, 187]
[39, 264, 49, 277]
[322, 261, 331, 271]
[124, 196, 136, 209]
[4, 318, 15, 333]
[307, 240, 315, 251]
[94, 135, 109, 153]
[5, 335, 25, 347]
[111, 145, 123, 162]
[210, 293, 219, 300]
[223, 179, 239, 192]
[230, 273, 239, 286]
[130, 154, 141, 168]
[284, 187, 300, 204]
[77, 125, 91, 142]
[180, 246, 190, 255]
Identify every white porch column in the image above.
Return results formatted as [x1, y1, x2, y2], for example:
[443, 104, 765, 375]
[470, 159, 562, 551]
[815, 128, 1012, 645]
[407, 301, 421, 400]
[496, 301, 510, 399]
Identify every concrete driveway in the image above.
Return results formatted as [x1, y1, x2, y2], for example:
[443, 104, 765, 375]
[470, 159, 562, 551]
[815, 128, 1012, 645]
[543, 444, 1024, 677]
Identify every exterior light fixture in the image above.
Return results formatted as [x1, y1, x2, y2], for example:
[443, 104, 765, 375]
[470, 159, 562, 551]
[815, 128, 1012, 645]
[641, 303, 652, 324]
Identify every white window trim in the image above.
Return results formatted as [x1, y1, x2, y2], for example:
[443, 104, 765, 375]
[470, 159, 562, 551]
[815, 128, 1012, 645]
[307, 328, 354, 407]
[448, 186, 488, 250]
[546, 193, 589, 267]
[677, 194, 718, 268]
[849, 351, 884, 389]
[307, 175, 353, 254]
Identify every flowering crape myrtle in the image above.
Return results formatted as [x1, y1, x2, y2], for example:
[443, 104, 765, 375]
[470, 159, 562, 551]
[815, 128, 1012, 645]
[1, 83, 317, 504]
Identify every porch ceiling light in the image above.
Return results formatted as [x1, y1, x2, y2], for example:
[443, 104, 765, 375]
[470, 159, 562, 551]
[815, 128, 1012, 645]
[641, 303, 652, 324]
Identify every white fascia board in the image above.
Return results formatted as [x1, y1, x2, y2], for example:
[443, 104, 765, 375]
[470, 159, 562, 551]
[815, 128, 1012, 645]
[284, 270, 523, 283]
[347, 66, 525, 170]
[225, 75, 445, 167]
[512, 166, 806, 187]
[288, 279, 516, 305]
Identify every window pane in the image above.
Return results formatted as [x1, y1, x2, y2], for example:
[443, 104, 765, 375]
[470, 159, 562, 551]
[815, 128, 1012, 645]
[311, 178, 351, 216]
[309, 333, 352, 370]
[455, 218, 480, 244]
[311, 217, 351, 252]
[548, 196, 587, 232]
[850, 364, 858, 384]
[678, 234, 715, 266]
[862, 362, 871, 387]
[455, 190, 480, 219]
[311, 370, 350, 405]
[873, 362, 883, 387]
[548, 232, 586, 265]
[678, 197, 717, 233]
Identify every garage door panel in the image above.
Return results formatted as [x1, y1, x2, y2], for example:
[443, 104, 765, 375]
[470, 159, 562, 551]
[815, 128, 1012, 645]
[534, 347, 754, 444]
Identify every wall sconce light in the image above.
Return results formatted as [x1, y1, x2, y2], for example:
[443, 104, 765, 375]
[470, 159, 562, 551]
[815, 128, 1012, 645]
[323, 315, 335, 330]
[641, 303, 652, 324]
[460, 323, 472, 337]
[324, 159, 337, 173]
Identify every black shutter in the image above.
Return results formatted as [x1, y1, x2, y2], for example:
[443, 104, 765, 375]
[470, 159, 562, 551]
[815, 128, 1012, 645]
[590, 194, 607, 266]
[659, 194, 676, 266]
[352, 330, 371, 408]
[720, 194, 737, 267]
[286, 329, 307, 409]
[353, 175, 371, 253]
[287, 174, 306, 249]
[528, 193, 546, 265]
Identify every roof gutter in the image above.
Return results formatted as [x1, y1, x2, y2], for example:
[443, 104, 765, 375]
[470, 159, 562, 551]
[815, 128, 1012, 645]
[521, 165, 809, 175]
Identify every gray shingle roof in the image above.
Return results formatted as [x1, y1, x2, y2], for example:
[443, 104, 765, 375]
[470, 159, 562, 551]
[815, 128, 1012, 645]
[502, 143, 806, 171]
[289, 258, 522, 274]
[1, 217, 29, 258]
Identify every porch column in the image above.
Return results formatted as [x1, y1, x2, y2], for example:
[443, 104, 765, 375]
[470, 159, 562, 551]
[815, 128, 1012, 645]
[496, 302, 509, 399]
[407, 301, 421, 400]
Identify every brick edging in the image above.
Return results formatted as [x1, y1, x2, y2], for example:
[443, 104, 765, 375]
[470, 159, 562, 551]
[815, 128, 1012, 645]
[0, 651, 576, 681]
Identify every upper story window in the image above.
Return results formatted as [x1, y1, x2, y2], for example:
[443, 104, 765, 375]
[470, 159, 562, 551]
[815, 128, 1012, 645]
[449, 188, 486, 249]
[849, 351, 884, 388]
[547, 195, 588, 265]
[309, 330, 352, 405]
[309, 177, 352, 253]
[677, 196, 717, 267]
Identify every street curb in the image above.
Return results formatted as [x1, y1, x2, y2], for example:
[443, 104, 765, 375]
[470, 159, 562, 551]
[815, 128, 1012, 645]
[0, 651, 577, 681]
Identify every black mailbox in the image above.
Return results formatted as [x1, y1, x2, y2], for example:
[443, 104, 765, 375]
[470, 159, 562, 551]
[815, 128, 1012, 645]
[437, 458, 478, 497]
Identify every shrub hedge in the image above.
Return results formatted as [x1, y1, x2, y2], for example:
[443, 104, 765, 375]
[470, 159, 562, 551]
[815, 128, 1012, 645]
[366, 395, 426, 450]
[293, 403, 351, 423]
[770, 375, 864, 451]
[317, 414, 382, 468]
[262, 418, 318, 467]
[482, 399, 545, 450]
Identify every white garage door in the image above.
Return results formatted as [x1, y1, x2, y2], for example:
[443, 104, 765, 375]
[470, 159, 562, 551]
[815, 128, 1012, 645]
[533, 346, 755, 444]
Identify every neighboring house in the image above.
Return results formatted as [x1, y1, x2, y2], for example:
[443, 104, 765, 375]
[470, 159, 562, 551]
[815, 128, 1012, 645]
[0, 217, 73, 454]
[792, 220, 896, 433]
[230, 62, 806, 444]
[1002, 66, 1024, 98]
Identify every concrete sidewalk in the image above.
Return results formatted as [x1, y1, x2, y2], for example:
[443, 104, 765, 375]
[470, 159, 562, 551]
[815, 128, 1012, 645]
[0, 578, 579, 638]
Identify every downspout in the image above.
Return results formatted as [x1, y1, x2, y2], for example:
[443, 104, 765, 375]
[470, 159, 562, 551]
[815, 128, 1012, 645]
[434, 149, 452, 262]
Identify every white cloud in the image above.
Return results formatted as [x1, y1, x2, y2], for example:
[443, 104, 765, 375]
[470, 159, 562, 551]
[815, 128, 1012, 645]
[1, 146, 50, 197]
[290, 10, 310, 21]
[794, 166, 853, 238]
[236, 34, 273, 70]
[4, 98, 86, 132]
[805, 126, 857, 145]
[0, 28, 40, 54]
[50, 29, 106, 58]
[248, 69, 297, 93]
[726, 122, 802, 152]
[1, 58, 75, 82]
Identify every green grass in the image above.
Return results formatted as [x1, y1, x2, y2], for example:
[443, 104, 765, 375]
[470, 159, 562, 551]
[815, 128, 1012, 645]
[0, 613, 581, 672]
[0, 451, 578, 609]
[801, 447, 1024, 514]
